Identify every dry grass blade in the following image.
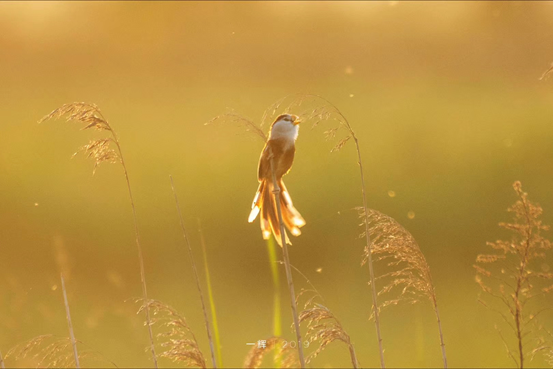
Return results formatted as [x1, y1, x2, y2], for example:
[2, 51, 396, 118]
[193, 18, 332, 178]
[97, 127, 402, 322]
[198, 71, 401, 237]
[243, 337, 298, 369]
[360, 208, 447, 367]
[40, 102, 158, 367]
[298, 292, 358, 368]
[137, 299, 206, 368]
[475, 181, 553, 368]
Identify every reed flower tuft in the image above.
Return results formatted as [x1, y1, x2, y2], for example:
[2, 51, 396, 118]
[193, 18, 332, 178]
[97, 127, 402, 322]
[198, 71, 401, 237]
[475, 181, 553, 368]
[138, 299, 206, 368]
[297, 291, 358, 368]
[243, 337, 298, 369]
[40, 102, 158, 366]
[360, 208, 447, 367]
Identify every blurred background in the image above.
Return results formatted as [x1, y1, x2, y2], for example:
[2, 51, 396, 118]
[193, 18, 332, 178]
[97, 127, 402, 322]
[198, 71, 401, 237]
[1, 1, 553, 367]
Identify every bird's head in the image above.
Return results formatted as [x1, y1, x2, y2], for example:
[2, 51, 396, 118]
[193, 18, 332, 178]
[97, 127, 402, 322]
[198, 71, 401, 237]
[269, 114, 301, 141]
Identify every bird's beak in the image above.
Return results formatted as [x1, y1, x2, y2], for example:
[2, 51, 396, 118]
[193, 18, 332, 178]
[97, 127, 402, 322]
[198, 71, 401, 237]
[293, 116, 301, 125]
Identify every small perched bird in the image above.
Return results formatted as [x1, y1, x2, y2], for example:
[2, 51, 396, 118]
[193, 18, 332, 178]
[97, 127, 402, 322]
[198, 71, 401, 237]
[248, 114, 306, 246]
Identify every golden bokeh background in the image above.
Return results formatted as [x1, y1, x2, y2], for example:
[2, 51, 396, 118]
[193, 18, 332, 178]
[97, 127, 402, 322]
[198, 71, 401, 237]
[2, 1, 553, 367]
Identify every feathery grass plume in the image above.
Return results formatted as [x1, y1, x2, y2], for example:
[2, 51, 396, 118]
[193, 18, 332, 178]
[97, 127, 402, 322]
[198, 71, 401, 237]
[60, 274, 80, 368]
[475, 181, 553, 368]
[7, 335, 75, 368]
[198, 219, 223, 368]
[205, 109, 267, 141]
[243, 337, 299, 369]
[169, 176, 217, 368]
[257, 93, 386, 367]
[39, 103, 158, 367]
[296, 291, 359, 368]
[137, 299, 206, 368]
[4, 335, 115, 368]
[360, 208, 447, 367]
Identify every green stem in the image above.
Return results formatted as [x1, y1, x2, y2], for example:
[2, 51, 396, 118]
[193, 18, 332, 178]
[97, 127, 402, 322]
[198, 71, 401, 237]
[198, 219, 223, 368]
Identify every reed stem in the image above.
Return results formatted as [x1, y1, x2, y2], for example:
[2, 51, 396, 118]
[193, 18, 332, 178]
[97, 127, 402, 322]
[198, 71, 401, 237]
[60, 274, 80, 369]
[268, 148, 306, 368]
[198, 219, 223, 368]
[267, 237, 282, 368]
[111, 133, 158, 368]
[433, 301, 448, 368]
[351, 134, 385, 369]
[310, 94, 385, 367]
[170, 176, 217, 368]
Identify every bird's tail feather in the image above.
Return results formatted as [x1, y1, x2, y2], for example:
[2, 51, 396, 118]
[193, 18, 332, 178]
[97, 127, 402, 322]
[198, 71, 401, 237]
[248, 179, 305, 247]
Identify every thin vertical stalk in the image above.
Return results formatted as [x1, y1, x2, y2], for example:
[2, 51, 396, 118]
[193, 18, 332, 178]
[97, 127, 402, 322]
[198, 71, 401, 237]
[268, 148, 306, 368]
[299, 94, 385, 367]
[198, 219, 223, 368]
[111, 133, 158, 368]
[349, 344, 359, 369]
[0, 350, 5, 369]
[60, 274, 80, 369]
[267, 237, 282, 368]
[351, 135, 385, 368]
[40, 104, 158, 366]
[170, 176, 217, 368]
[433, 301, 448, 368]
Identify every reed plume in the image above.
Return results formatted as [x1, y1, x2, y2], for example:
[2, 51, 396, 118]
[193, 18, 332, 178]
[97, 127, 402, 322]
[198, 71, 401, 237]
[170, 176, 217, 368]
[6, 334, 117, 368]
[243, 337, 298, 369]
[6, 335, 78, 368]
[297, 291, 359, 368]
[137, 299, 206, 368]
[475, 181, 553, 368]
[361, 208, 447, 367]
[39, 102, 158, 367]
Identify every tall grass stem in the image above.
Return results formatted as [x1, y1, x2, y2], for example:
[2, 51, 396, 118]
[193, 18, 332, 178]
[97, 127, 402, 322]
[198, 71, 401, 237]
[111, 131, 158, 368]
[198, 219, 223, 368]
[268, 149, 306, 368]
[267, 237, 282, 368]
[60, 274, 80, 369]
[170, 176, 217, 368]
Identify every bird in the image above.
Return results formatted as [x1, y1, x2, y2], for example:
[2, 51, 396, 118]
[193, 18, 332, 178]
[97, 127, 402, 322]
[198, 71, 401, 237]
[248, 113, 306, 246]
